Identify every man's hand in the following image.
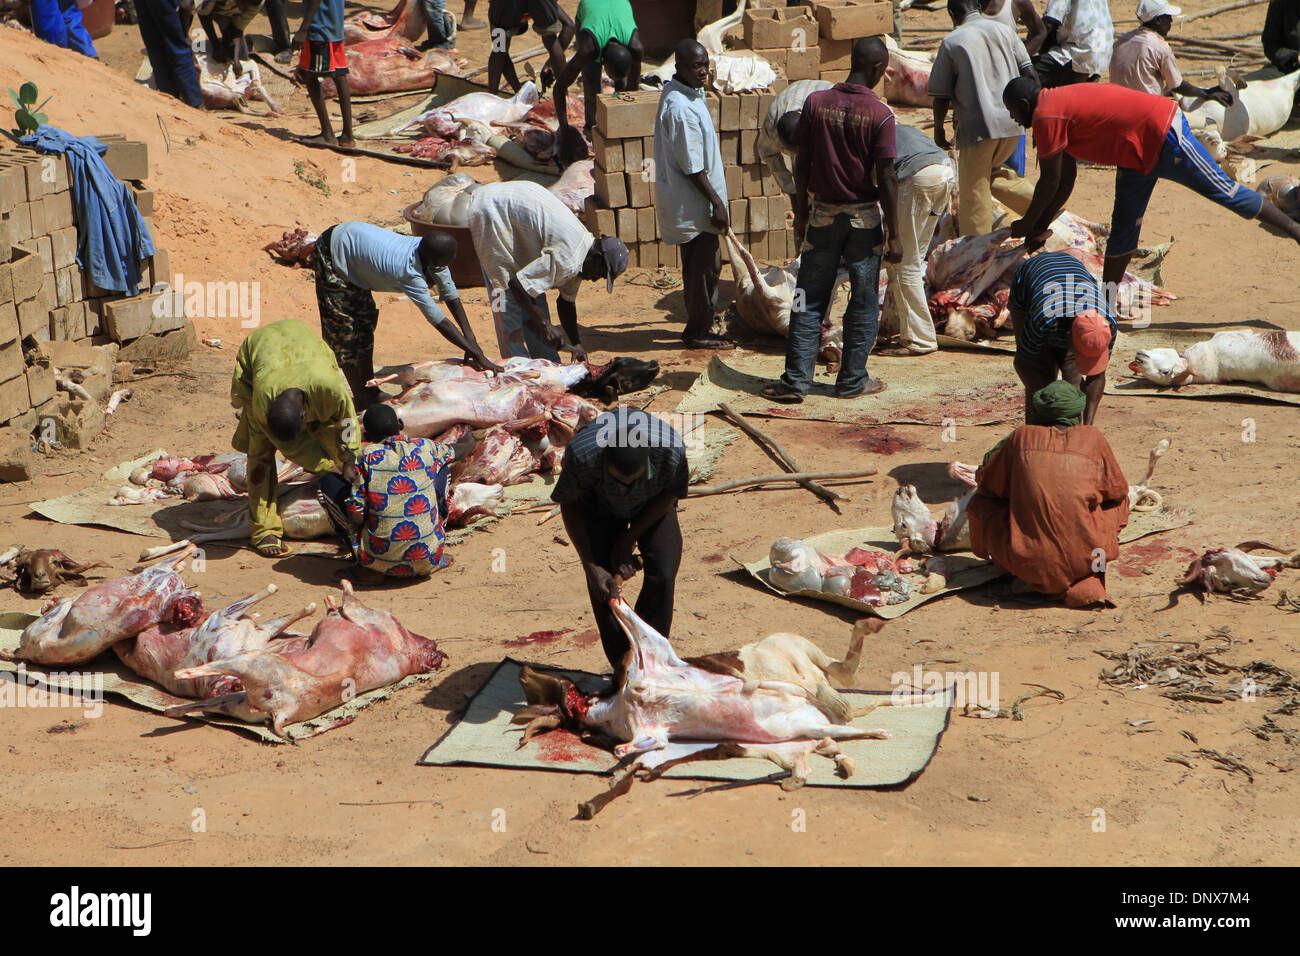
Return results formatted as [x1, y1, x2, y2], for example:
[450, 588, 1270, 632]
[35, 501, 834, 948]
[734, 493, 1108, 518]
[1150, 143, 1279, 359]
[1009, 217, 1034, 238]
[933, 124, 951, 152]
[793, 213, 807, 247]
[291, 25, 307, 52]
[466, 351, 505, 375]
[711, 200, 729, 232]
[1206, 86, 1234, 106]
[538, 323, 563, 348]
[585, 562, 620, 601]
[563, 342, 588, 363]
[611, 535, 639, 581]
[539, 64, 556, 93]
[884, 236, 903, 264]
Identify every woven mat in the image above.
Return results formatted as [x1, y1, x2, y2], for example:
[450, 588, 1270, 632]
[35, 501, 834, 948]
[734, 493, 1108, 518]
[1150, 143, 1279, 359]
[675, 354, 1020, 426]
[419, 658, 954, 788]
[0, 613, 434, 743]
[733, 508, 1195, 619]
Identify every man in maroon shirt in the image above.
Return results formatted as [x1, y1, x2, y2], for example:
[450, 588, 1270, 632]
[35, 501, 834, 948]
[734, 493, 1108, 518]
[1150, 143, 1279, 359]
[762, 37, 902, 403]
[1003, 77, 1300, 313]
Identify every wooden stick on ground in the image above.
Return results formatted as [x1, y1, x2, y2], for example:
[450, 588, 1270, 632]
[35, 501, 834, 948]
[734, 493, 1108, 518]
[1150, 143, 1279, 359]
[1167, 35, 1262, 57]
[1181, 0, 1269, 22]
[688, 468, 878, 497]
[717, 402, 845, 505]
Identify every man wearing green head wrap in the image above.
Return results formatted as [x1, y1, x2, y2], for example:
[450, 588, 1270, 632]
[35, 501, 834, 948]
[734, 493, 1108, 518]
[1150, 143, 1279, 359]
[983, 380, 1087, 466]
[969, 381, 1130, 607]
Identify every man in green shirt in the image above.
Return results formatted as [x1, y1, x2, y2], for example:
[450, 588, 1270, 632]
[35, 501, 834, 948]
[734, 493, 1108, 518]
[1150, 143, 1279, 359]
[230, 319, 363, 558]
[553, 0, 643, 166]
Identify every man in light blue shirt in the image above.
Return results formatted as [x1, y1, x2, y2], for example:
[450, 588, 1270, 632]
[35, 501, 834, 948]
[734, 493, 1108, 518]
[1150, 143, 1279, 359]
[653, 39, 732, 349]
[313, 221, 501, 408]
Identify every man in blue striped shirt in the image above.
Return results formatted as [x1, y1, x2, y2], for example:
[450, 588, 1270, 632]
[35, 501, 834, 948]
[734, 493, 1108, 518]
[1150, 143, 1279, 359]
[552, 408, 689, 670]
[1008, 250, 1116, 424]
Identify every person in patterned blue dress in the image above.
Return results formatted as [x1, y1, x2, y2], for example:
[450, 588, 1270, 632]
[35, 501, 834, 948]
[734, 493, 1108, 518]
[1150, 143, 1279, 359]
[318, 405, 454, 579]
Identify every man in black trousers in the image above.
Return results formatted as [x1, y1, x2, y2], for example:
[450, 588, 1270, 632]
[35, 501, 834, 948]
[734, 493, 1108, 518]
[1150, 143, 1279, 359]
[552, 407, 688, 673]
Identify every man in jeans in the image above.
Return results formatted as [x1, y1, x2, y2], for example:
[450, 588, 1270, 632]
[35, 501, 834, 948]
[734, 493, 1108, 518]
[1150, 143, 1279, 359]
[762, 37, 901, 403]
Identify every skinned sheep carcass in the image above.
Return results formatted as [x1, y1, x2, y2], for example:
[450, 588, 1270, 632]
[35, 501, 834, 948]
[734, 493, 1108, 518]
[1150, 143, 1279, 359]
[512, 598, 892, 816]
[172, 580, 447, 738]
[1, 548, 202, 666]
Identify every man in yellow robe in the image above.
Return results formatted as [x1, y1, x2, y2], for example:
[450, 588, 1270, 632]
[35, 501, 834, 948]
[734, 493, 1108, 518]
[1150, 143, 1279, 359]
[230, 319, 362, 557]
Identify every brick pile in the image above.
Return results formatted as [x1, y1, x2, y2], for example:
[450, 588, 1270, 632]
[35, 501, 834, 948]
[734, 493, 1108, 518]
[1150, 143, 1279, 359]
[581, 2, 897, 271]
[0, 135, 180, 439]
[585, 87, 797, 270]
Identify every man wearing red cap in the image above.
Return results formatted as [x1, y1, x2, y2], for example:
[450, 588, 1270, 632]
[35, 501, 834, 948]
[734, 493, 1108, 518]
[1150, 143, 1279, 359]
[1007, 250, 1115, 425]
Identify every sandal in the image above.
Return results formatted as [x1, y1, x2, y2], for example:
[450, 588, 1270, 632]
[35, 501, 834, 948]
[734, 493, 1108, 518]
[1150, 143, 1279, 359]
[683, 334, 734, 350]
[876, 346, 935, 357]
[254, 537, 292, 558]
[759, 383, 804, 404]
[836, 378, 888, 398]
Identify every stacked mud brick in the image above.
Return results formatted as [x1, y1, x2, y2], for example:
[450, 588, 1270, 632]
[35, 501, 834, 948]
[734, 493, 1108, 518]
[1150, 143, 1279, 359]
[0, 134, 176, 455]
[735, 1, 894, 84]
[586, 87, 797, 270]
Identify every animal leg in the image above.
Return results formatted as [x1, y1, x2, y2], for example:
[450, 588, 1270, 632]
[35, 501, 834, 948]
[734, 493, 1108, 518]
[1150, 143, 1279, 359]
[814, 738, 855, 780]
[163, 692, 249, 717]
[825, 617, 883, 687]
[577, 768, 637, 820]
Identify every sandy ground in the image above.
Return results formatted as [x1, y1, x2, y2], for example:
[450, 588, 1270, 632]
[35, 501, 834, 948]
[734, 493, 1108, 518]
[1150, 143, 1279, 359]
[1, 1, 1299, 866]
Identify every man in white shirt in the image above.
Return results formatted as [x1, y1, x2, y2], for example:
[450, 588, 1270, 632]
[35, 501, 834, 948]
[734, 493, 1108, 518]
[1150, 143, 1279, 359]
[1111, 0, 1233, 103]
[314, 221, 501, 407]
[467, 180, 629, 362]
[929, 0, 1038, 235]
[1034, 0, 1114, 85]
[756, 78, 833, 197]
[654, 38, 733, 349]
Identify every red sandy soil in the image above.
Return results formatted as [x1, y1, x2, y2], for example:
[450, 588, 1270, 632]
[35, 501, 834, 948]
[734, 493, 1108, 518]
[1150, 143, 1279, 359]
[1, 1, 1298, 866]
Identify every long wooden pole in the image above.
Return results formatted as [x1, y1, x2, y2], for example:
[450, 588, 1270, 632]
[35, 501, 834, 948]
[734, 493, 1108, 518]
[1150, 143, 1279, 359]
[1167, 35, 1262, 56]
[1181, 0, 1270, 23]
[688, 467, 878, 497]
[717, 402, 845, 504]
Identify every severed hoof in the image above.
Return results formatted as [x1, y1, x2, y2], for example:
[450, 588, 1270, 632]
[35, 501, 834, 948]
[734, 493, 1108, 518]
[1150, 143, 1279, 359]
[834, 754, 856, 779]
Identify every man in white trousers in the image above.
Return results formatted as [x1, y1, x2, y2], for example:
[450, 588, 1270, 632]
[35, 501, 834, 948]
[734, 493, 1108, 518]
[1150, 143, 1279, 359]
[879, 124, 954, 356]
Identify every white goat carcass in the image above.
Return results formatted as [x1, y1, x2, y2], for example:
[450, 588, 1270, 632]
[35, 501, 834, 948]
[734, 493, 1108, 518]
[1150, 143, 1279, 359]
[1131, 329, 1300, 392]
[891, 483, 973, 557]
[1179, 66, 1300, 142]
[1178, 543, 1300, 596]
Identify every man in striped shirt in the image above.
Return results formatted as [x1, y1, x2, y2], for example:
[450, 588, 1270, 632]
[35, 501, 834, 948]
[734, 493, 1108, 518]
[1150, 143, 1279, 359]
[1008, 251, 1116, 425]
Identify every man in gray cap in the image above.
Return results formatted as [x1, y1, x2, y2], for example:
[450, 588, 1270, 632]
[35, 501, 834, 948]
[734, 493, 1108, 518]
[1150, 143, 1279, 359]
[467, 179, 629, 362]
[551, 406, 689, 672]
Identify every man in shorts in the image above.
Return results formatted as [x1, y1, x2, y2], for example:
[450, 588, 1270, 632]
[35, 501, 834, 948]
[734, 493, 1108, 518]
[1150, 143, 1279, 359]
[293, 0, 354, 147]
[487, 0, 575, 94]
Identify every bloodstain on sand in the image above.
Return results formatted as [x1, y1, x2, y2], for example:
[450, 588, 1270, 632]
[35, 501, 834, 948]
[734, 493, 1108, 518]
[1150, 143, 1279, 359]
[573, 629, 600, 647]
[1111, 539, 1197, 578]
[840, 423, 921, 455]
[503, 628, 572, 648]
[701, 553, 726, 564]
